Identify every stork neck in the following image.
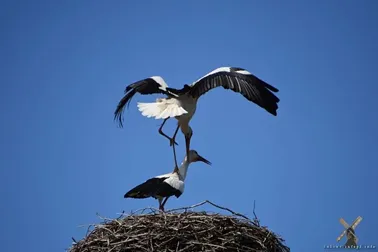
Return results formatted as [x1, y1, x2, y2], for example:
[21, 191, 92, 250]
[180, 122, 190, 135]
[178, 159, 190, 180]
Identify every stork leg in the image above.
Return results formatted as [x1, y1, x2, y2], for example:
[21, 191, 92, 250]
[171, 125, 180, 169]
[158, 197, 164, 211]
[158, 118, 178, 146]
[171, 125, 180, 146]
[161, 197, 170, 212]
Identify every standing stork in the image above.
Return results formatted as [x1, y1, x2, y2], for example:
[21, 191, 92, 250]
[124, 150, 211, 212]
[114, 66, 280, 163]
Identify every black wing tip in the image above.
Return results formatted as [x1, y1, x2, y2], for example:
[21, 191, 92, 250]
[256, 77, 279, 93]
[263, 95, 280, 117]
[268, 108, 278, 116]
[114, 89, 138, 128]
[124, 190, 134, 198]
[124, 192, 135, 198]
[124, 86, 131, 93]
[259, 79, 280, 115]
[264, 101, 279, 116]
[266, 84, 279, 93]
[114, 114, 124, 128]
[113, 106, 125, 128]
[124, 190, 148, 199]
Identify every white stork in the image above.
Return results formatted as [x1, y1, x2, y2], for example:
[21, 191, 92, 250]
[124, 150, 211, 212]
[114, 66, 280, 162]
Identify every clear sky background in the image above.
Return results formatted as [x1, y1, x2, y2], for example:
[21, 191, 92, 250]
[1, 1, 377, 251]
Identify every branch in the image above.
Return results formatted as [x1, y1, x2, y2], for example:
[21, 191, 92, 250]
[253, 200, 260, 226]
[166, 200, 250, 221]
[166, 201, 208, 213]
[204, 200, 250, 221]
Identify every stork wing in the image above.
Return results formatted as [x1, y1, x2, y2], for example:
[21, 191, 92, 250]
[123, 76, 170, 94]
[114, 76, 178, 127]
[124, 177, 168, 198]
[189, 67, 280, 116]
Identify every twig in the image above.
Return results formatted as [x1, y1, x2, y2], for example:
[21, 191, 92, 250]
[116, 210, 125, 220]
[176, 241, 180, 251]
[204, 200, 250, 220]
[166, 200, 250, 221]
[253, 200, 260, 226]
[96, 212, 122, 226]
[166, 200, 208, 213]
[188, 241, 227, 249]
[263, 230, 271, 243]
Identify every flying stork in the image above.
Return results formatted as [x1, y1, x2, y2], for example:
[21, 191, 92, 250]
[124, 150, 211, 212]
[114, 66, 280, 161]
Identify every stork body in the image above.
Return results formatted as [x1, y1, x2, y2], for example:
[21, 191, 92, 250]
[114, 67, 280, 164]
[124, 150, 211, 211]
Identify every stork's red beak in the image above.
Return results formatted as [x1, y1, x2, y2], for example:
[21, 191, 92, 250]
[196, 154, 212, 166]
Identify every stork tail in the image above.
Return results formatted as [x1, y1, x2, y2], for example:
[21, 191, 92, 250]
[137, 100, 188, 120]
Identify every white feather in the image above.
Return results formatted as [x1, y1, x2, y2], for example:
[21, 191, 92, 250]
[235, 69, 251, 75]
[137, 98, 188, 120]
[164, 176, 185, 193]
[155, 173, 185, 193]
[150, 76, 169, 90]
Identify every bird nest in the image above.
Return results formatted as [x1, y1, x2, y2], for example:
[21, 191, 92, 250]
[69, 200, 290, 252]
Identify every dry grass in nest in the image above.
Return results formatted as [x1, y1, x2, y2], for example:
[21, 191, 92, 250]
[69, 200, 290, 252]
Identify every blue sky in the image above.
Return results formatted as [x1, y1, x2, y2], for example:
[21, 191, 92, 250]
[1, 1, 377, 251]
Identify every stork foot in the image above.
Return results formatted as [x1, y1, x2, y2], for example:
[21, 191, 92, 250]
[169, 138, 179, 146]
[159, 205, 165, 212]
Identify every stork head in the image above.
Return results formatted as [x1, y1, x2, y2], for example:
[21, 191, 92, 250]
[183, 84, 191, 89]
[187, 150, 211, 165]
